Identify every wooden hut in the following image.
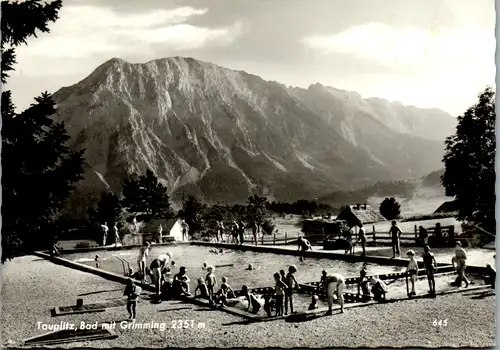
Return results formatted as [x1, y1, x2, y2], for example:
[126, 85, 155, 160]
[336, 203, 386, 227]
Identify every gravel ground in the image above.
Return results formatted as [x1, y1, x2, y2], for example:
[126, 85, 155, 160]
[1, 256, 496, 348]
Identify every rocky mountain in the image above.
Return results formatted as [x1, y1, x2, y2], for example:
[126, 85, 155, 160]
[51, 57, 456, 205]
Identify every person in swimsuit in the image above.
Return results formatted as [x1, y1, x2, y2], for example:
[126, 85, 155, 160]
[238, 219, 246, 245]
[284, 265, 299, 315]
[215, 276, 235, 305]
[369, 276, 388, 302]
[452, 241, 470, 287]
[242, 285, 261, 314]
[357, 269, 371, 302]
[252, 221, 259, 245]
[157, 224, 163, 244]
[357, 223, 367, 257]
[137, 242, 150, 283]
[181, 219, 189, 241]
[194, 278, 210, 299]
[205, 266, 217, 304]
[124, 278, 141, 321]
[273, 272, 287, 316]
[308, 295, 319, 310]
[173, 266, 191, 296]
[150, 252, 173, 297]
[297, 236, 313, 252]
[279, 269, 286, 282]
[321, 270, 345, 314]
[231, 221, 239, 244]
[422, 245, 437, 294]
[406, 250, 418, 296]
[113, 223, 121, 247]
[263, 294, 275, 317]
[389, 221, 402, 258]
[101, 222, 109, 246]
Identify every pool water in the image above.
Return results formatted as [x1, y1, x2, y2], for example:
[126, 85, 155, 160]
[69, 245, 487, 315]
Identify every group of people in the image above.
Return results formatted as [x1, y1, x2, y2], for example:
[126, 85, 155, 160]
[99, 222, 121, 247]
[212, 219, 261, 245]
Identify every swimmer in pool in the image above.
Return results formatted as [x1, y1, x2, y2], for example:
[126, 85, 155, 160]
[202, 262, 208, 270]
[247, 264, 254, 270]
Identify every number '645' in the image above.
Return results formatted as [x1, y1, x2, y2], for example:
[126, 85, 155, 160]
[433, 319, 448, 327]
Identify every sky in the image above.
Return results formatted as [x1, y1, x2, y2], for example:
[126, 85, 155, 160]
[7, 0, 496, 116]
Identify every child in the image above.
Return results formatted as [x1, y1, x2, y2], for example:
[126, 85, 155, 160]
[280, 269, 286, 282]
[308, 295, 319, 310]
[406, 250, 418, 296]
[95, 255, 100, 268]
[273, 272, 287, 316]
[137, 242, 150, 283]
[215, 276, 235, 306]
[369, 276, 388, 302]
[285, 265, 299, 315]
[205, 266, 217, 303]
[173, 266, 191, 296]
[263, 294, 275, 317]
[242, 285, 261, 314]
[422, 245, 437, 294]
[357, 269, 371, 302]
[124, 279, 142, 321]
[194, 278, 210, 299]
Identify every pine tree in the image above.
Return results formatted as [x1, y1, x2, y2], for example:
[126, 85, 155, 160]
[379, 197, 401, 220]
[1, 0, 85, 262]
[442, 87, 496, 233]
[121, 169, 173, 220]
[181, 195, 206, 235]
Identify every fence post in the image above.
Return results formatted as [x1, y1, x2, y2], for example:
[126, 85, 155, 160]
[414, 225, 417, 241]
[285, 232, 287, 244]
[273, 232, 276, 245]
[322, 227, 325, 243]
[262, 232, 264, 245]
[372, 225, 376, 243]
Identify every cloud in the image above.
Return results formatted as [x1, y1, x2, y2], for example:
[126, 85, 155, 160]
[13, 5, 242, 70]
[301, 22, 494, 68]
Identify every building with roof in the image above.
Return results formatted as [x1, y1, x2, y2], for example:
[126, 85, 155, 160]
[434, 201, 459, 214]
[336, 203, 386, 227]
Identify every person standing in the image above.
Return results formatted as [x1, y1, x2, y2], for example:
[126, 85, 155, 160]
[252, 221, 259, 246]
[231, 221, 239, 244]
[181, 219, 189, 241]
[113, 223, 120, 247]
[137, 242, 150, 284]
[238, 219, 246, 245]
[452, 241, 470, 287]
[389, 220, 402, 258]
[157, 224, 163, 244]
[216, 220, 225, 243]
[422, 245, 437, 294]
[357, 223, 367, 257]
[124, 279, 141, 321]
[321, 270, 345, 314]
[100, 222, 109, 246]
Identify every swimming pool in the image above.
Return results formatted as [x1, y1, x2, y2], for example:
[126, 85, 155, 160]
[68, 245, 486, 314]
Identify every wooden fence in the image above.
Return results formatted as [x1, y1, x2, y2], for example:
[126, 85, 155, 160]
[210, 224, 458, 247]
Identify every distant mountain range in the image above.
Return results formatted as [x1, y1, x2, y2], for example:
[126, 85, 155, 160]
[52, 57, 456, 205]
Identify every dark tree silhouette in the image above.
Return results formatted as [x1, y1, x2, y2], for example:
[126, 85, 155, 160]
[1, 0, 85, 262]
[180, 195, 206, 235]
[379, 197, 401, 220]
[88, 192, 122, 225]
[121, 169, 174, 220]
[246, 195, 274, 234]
[441, 87, 496, 233]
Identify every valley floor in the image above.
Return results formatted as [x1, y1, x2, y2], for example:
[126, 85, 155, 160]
[1, 255, 495, 348]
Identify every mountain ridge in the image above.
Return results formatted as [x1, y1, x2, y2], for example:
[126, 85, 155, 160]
[51, 56, 455, 206]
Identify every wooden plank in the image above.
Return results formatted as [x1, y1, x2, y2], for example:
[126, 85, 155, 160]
[24, 328, 117, 346]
